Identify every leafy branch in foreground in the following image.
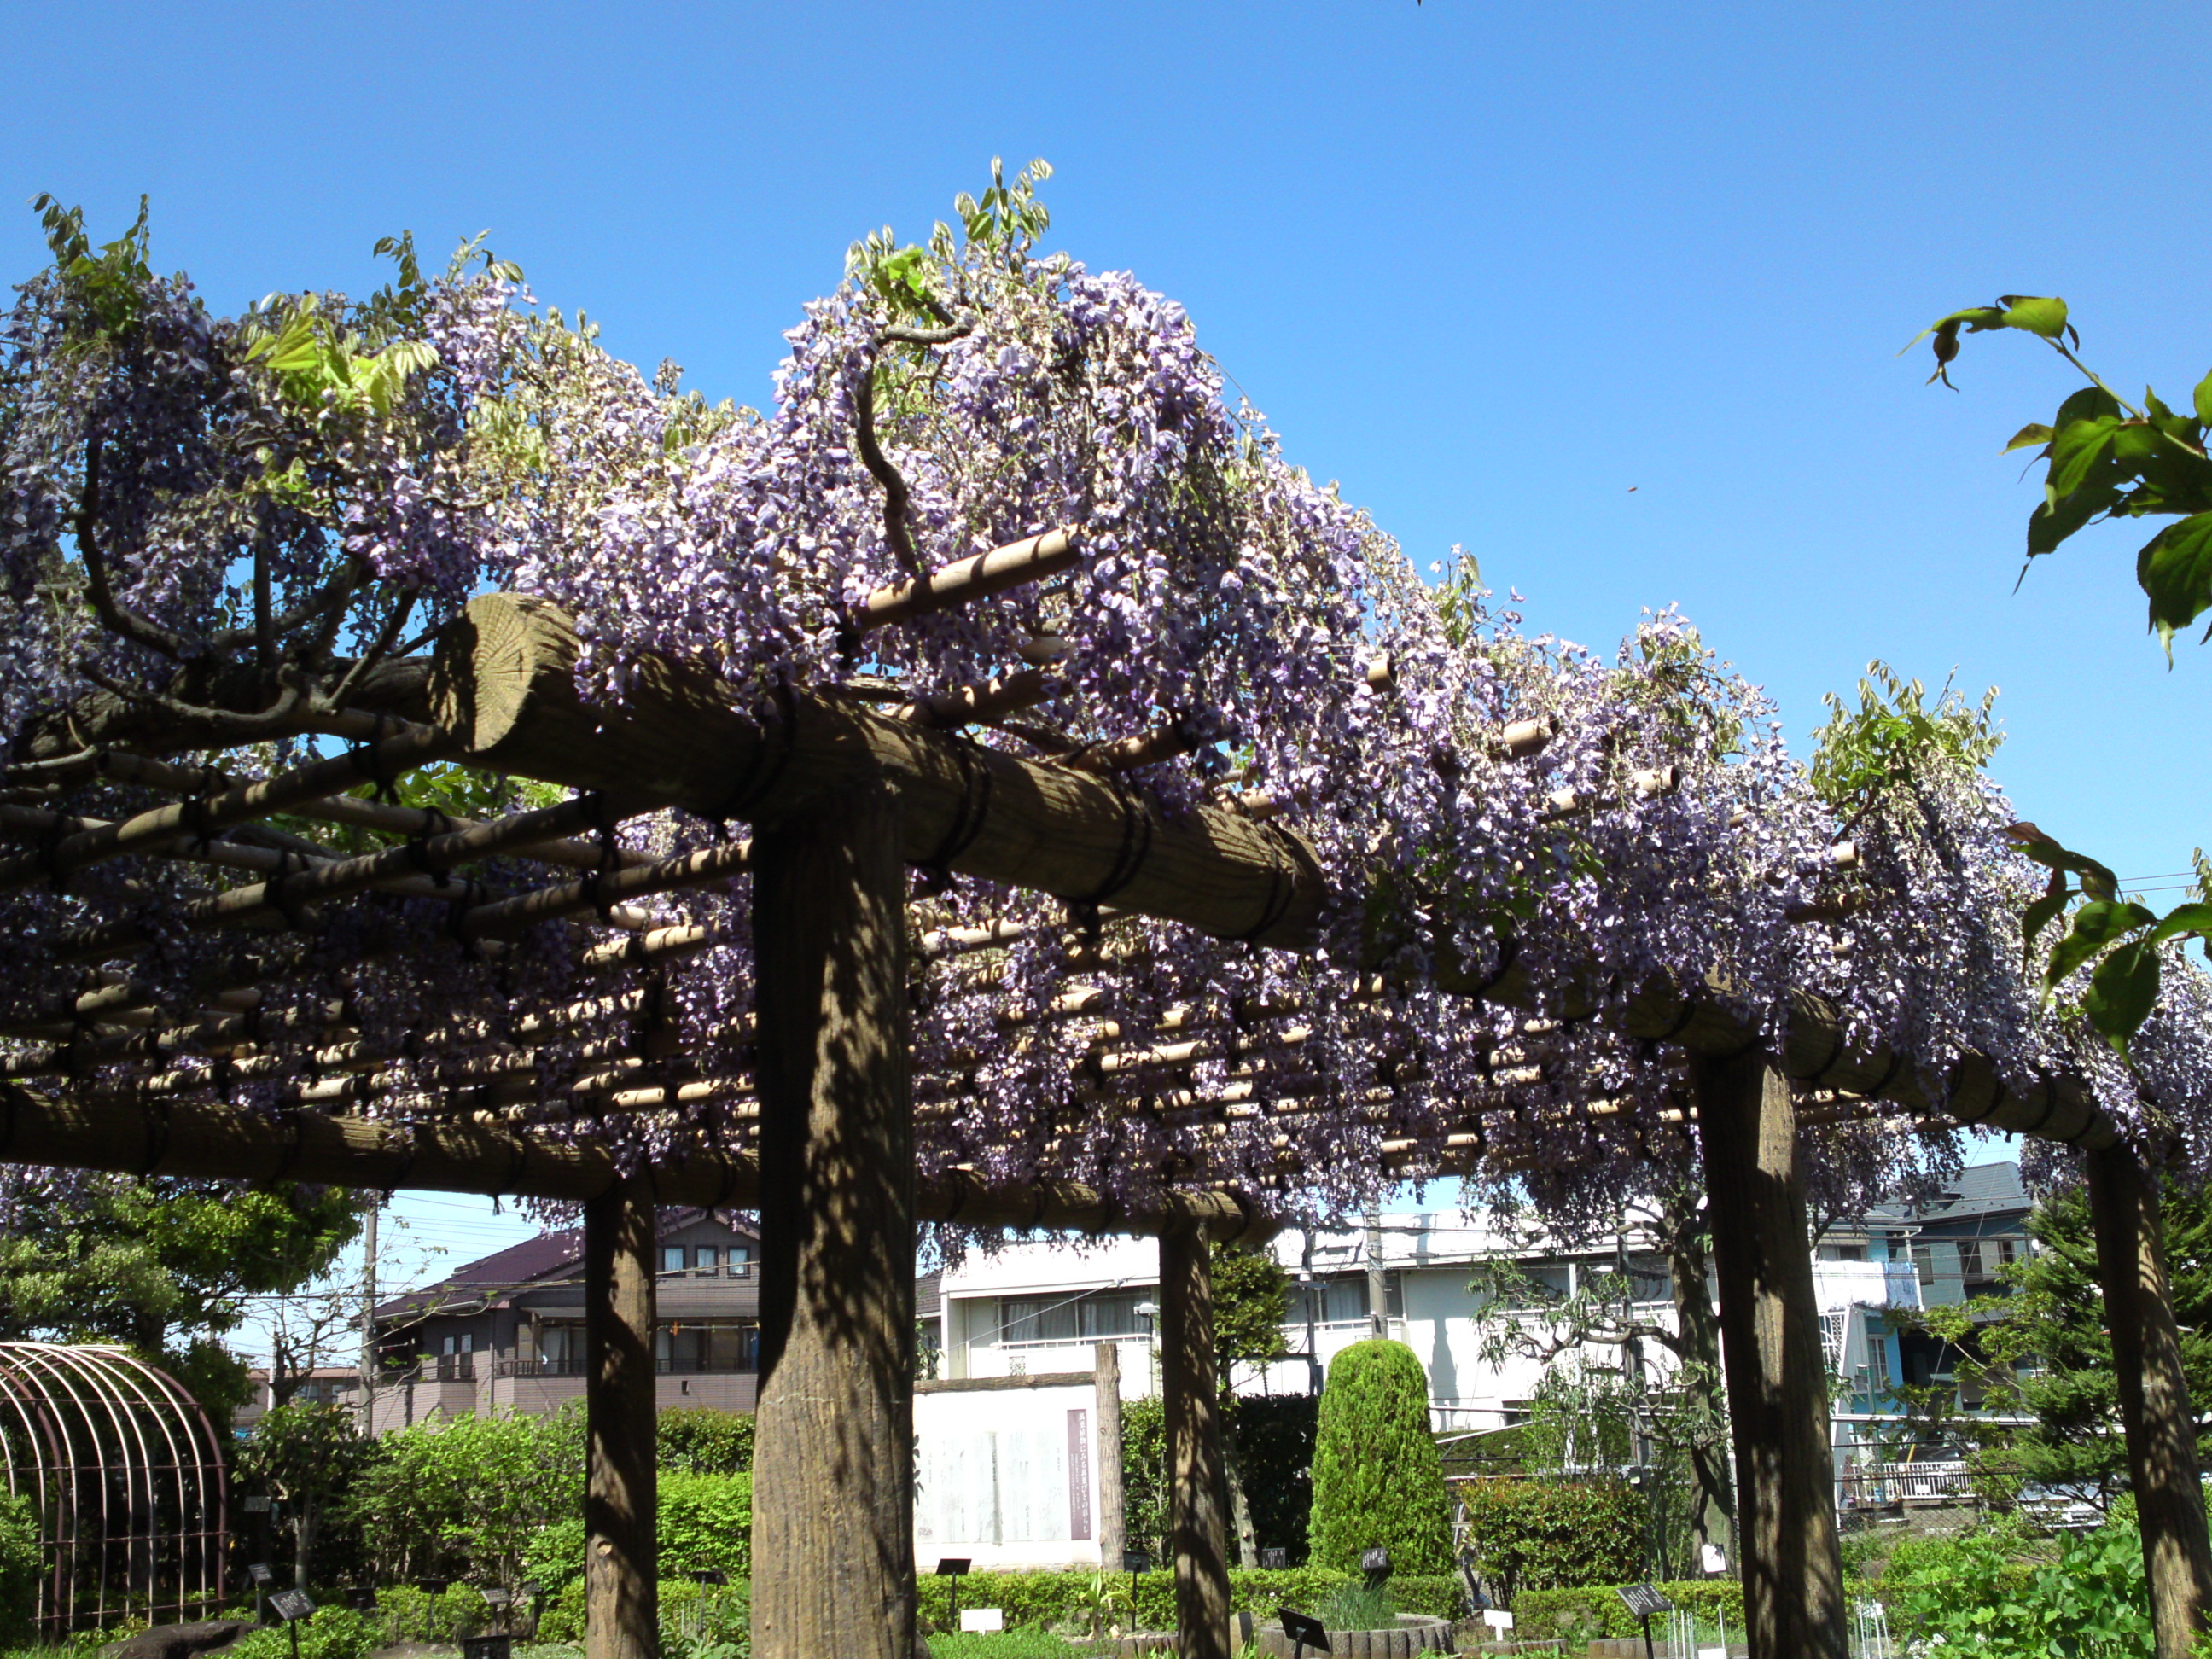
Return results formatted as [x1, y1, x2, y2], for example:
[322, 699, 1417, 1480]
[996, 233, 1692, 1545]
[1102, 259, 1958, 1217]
[1906, 293, 2212, 659]
[1909, 296, 2212, 1049]
[2001, 824, 2212, 1053]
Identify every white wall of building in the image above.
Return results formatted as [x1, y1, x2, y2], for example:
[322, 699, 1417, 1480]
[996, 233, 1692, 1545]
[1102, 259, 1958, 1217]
[934, 1211, 1918, 1433]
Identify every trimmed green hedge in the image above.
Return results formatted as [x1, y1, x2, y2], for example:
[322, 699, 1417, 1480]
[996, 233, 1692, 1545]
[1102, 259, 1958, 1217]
[913, 1568, 1465, 1634]
[1458, 1480, 1644, 1599]
[657, 1407, 754, 1476]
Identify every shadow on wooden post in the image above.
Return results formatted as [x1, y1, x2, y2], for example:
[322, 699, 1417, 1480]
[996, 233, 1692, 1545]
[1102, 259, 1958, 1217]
[1692, 1050, 1845, 1659]
[2087, 1141, 2212, 1659]
[752, 777, 917, 1659]
[585, 1177, 657, 1659]
[1162, 1220, 1230, 1659]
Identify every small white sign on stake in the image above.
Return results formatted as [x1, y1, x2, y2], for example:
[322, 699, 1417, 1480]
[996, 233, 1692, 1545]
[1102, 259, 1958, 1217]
[1482, 1609, 1515, 1631]
[958, 1609, 1004, 1633]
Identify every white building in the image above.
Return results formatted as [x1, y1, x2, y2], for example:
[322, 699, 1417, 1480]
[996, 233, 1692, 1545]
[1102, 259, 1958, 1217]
[926, 1206, 1928, 1433]
[912, 1170, 2036, 1565]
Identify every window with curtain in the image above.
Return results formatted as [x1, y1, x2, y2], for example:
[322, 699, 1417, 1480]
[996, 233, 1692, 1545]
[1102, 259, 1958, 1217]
[1296, 1278, 1371, 1324]
[655, 1322, 761, 1371]
[1000, 1289, 1150, 1343]
[538, 1324, 581, 1373]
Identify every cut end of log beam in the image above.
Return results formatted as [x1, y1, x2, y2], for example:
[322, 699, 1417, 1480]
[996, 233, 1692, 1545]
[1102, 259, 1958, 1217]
[1499, 717, 1554, 759]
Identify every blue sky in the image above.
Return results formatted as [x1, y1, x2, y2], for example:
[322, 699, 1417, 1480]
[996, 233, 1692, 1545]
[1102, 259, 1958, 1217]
[5, 2, 2206, 1313]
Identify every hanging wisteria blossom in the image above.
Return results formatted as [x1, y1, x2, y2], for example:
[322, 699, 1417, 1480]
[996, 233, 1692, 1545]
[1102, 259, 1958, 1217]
[0, 183, 2204, 1237]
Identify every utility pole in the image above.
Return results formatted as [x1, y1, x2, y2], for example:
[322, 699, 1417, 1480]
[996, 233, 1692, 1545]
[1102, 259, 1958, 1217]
[358, 1202, 378, 1436]
[1301, 1230, 1322, 1394]
[1365, 1206, 1388, 1340]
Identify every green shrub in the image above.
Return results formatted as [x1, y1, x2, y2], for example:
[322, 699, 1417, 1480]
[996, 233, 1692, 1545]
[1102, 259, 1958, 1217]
[658, 1578, 750, 1656]
[372, 1581, 502, 1642]
[657, 1409, 754, 1476]
[521, 1517, 590, 1595]
[0, 1493, 41, 1647]
[1307, 1341, 1452, 1575]
[346, 1406, 586, 1589]
[1458, 1479, 1644, 1599]
[1510, 1579, 1747, 1643]
[227, 1607, 379, 1659]
[1121, 1397, 1167, 1561]
[1376, 1576, 1464, 1621]
[533, 1580, 590, 1646]
[658, 1472, 753, 1581]
[1882, 1521, 2148, 1655]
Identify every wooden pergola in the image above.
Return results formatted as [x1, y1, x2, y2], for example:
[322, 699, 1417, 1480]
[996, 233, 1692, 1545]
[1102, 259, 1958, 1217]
[3, 536, 2208, 1659]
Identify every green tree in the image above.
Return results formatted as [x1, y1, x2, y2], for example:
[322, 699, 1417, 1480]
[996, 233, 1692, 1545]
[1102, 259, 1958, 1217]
[1466, 1170, 1732, 1573]
[1212, 1240, 1292, 1566]
[0, 1173, 360, 1417]
[1307, 1339, 1452, 1575]
[237, 1401, 377, 1589]
[1906, 1185, 2212, 1512]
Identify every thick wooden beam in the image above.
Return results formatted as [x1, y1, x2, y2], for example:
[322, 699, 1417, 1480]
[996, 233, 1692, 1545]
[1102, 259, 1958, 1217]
[585, 1177, 657, 1659]
[751, 777, 917, 1659]
[1691, 1050, 1845, 1659]
[427, 595, 2118, 1152]
[1095, 1342, 1126, 1572]
[0, 1080, 1272, 1239]
[428, 594, 1325, 950]
[1161, 1220, 1230, 1659]
[2087, 1143, 2212, 1659]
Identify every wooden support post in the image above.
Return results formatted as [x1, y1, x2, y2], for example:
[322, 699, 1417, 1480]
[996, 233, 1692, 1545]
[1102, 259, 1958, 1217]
[2087, 1141, 2212, 1658]
[751, 777, 917, 1659]
[1691, 1051, 1845, 1659]
[1095, 1342, 1126, 1570]
[1161, 1221, 1230, 1659]
[585, 1177, 657, 1659]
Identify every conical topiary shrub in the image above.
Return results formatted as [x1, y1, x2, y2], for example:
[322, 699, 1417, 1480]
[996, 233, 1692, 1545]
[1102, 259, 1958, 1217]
[1307, 1338, 1453, 1575]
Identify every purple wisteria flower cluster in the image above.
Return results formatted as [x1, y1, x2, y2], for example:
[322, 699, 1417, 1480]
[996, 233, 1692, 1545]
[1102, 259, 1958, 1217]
[0, 216, 2205, 1234]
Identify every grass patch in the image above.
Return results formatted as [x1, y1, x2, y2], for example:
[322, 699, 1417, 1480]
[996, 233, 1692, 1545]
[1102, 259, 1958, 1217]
[925, 1631, 1094, 1659]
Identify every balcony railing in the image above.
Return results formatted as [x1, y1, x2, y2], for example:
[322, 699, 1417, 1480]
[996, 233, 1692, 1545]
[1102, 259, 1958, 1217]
[495, 1358, 585, 1379]
[654, 1355, 758, 1375]
[1837, 1460, 1972, 1508]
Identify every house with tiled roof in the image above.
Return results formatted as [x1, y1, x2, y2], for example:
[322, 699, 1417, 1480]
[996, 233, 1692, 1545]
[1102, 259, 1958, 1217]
[366, 1208, 761, 1430]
